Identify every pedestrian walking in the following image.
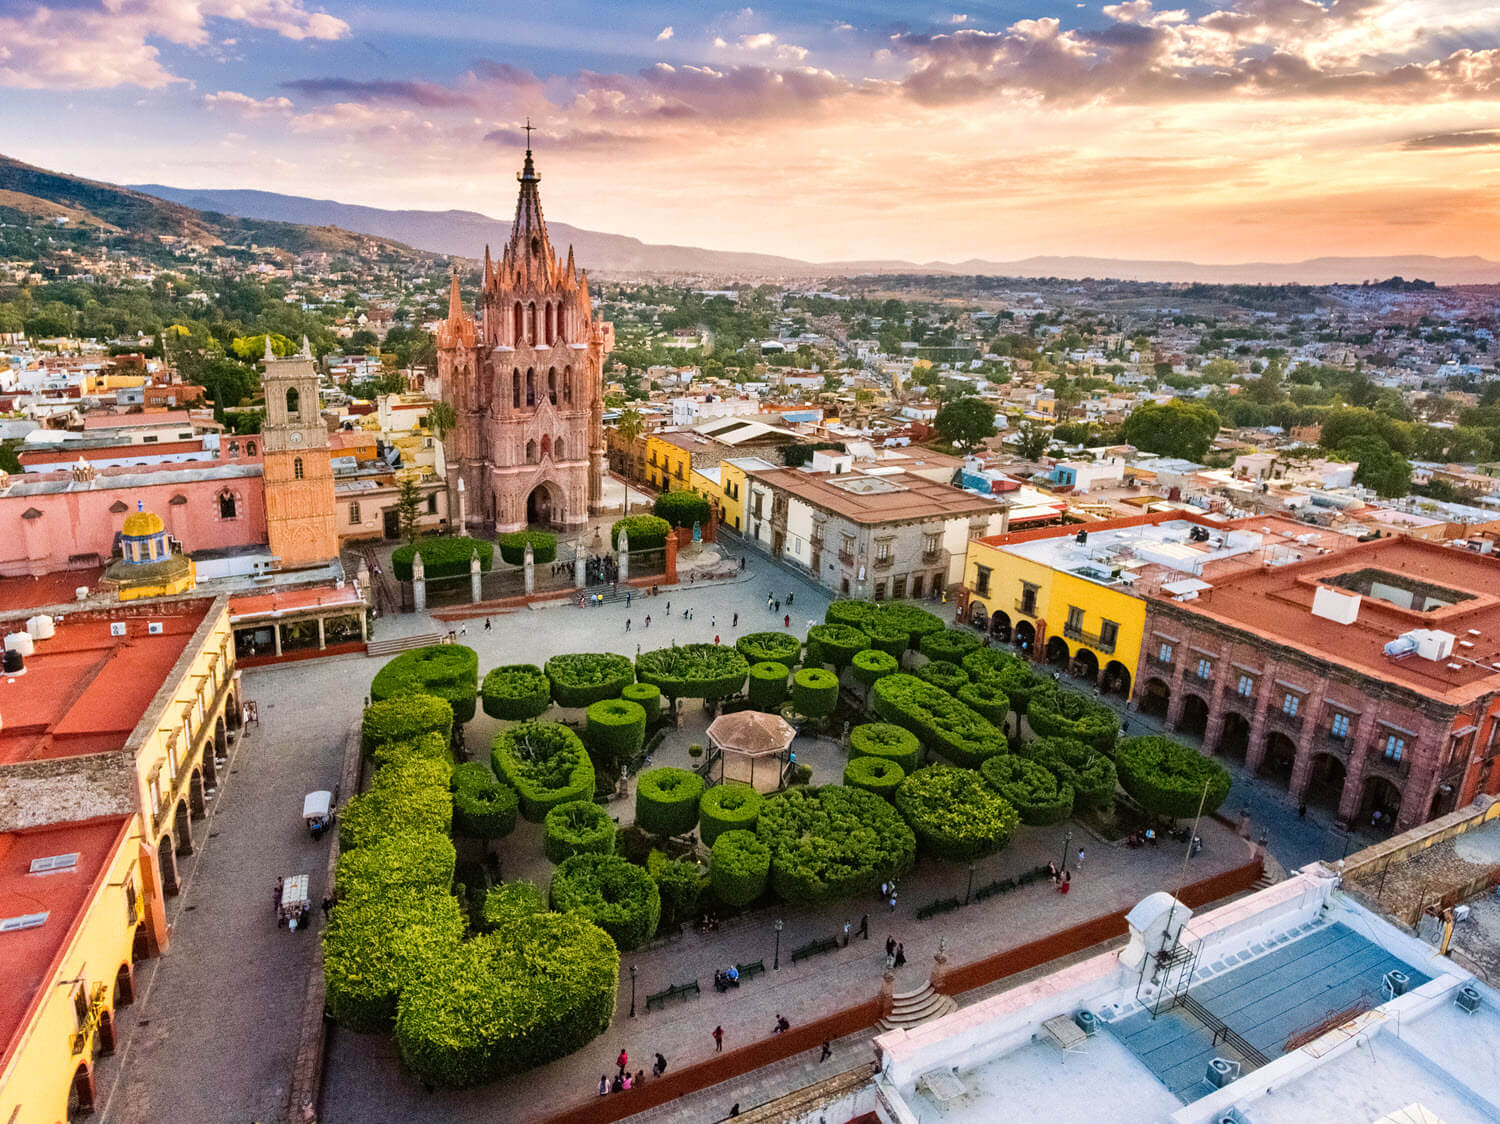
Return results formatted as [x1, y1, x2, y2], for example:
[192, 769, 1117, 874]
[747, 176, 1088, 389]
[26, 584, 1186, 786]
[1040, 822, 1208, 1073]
[820, 1038, 833, 1063]
[894, 943, 906, 968]
[711, 616, 716, 629]
[842, 920, 851, 947]
[666, 601, 671, 614]
[768, 595, 774, 611]
[599, 1076, 609, 1096]
[880, 880, 890, 900]
[713, 1025, 724, 1052]
[460, 621, 467, 636]
[636, 1069, 645, 1088]
[1076, 847, 1085, 868]
[787, 592, 794, 607]
[626, 592, 632, 607]
[732, 611, 739, 627]
[886, 935, 896, 958]
[774, 599, 781, 613]
[617, 1048, 629, 1075]
[626, 619, 631, 631]
[888, 890, 897, 912]
[857, 913, 869, 940]
[484, 617, 492, 631]
[784, 614, 791, 628]
[653, 1052, 667, 1077]
[1059, 870, 1072, 895]
[714, 634, 721, 645]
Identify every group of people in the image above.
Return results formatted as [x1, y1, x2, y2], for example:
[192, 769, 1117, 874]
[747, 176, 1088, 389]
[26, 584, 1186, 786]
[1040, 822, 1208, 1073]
[713, 965, 740, 991]
[879, 878, 900, 912]
[884, 936, 908, 969]
[766, 591, 796, 614]
[597, 1048, 669, 1096]
[1046, 862, 1073, 894]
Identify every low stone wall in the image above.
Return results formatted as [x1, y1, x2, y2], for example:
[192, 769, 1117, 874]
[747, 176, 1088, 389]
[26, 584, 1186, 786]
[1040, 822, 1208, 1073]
[1334, 796, 1500, 883]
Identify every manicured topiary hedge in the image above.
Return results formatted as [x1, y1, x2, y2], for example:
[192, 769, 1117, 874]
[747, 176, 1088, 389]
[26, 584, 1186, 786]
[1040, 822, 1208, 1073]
[584, 697, 647, 763]
[480, 664, 552, 721]
[648, 850, 708, 933]
[849, 723, 923, 774]
[392, 912, 618, 1087]
[635, 766, 705, 837]
[498, 529, 557, 566]
[791, 666, 839, 718]
[963, 649, 1042, 713]
[825, 600, 944, 653]
[920, 628, 983, 665]
[371, 731, 453, 771]
[620, 681, 661, 715]
[916, 659, 969, 695]
[980, 755, 1074, 825]
[361, 694, 454, 757]
[371, 645, 480, 725]
[871, 673, 1007, 768]
[956, 679, 1010, 726]
[851, 648, 900, 688]
[324, 888, 467, 1033]
[747, 661, 790, 709]
[805, 623, 868, 669]
[878, 604, 947, 649]
[549, 853, 662, 950]
[611, 514, 671, 550]
[392, 536, 494, 583]
[490, 721, 596, 821]
[736, 631, 803, 665]
[755, 785, 915, 905]
[544, 653, 635, 708]
[698, 783, 764, 846]
[653, 489, 711, 529]
[1020, 736, 1118, 812]
[1025, 682, 1120, 752]
[543, 800, 617, 863]
[894, 764, 1020, 861]
[340, 757, 454, 851]
[1114, 735, 1232, 820]
[477, 881, 545, 932]
[825, 599, 880, 631]
[451, 761, 519, 840]
[709, 830, 771, 908]
[336, 831, 456, 902]
[635, 644, 748, 700]
[843, 755, 905, 799]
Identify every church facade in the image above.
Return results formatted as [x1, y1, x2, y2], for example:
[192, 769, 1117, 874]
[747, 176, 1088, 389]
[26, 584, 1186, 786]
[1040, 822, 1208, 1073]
[436, 145, 610, 533]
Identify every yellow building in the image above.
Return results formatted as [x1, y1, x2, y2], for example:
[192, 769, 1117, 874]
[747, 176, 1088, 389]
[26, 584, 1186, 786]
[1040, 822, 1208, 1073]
[690, 464, 725, 514]
[644, 431, 693, 492]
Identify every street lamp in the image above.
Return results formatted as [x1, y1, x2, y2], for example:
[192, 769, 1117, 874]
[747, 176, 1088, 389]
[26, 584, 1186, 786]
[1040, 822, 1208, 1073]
[629, 965, 637, 1018]
[1062, 829, 1072, 873]
[773, 919, 784, 970]
[965, 861, 976, 905]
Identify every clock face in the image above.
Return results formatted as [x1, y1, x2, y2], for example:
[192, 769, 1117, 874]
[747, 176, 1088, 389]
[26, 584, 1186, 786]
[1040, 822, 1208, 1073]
[290, 430, 304, 445]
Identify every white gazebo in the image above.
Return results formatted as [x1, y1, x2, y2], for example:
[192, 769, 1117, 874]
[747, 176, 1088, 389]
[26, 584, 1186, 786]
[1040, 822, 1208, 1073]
[706, 710, 796, 793]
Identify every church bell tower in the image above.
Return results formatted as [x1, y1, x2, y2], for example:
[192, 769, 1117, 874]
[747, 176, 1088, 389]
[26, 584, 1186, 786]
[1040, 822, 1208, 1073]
[260, 338, 339, 567]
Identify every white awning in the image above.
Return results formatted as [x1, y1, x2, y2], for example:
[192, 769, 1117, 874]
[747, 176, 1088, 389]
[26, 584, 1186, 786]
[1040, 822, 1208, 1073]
[1162, 578, 1212, 596]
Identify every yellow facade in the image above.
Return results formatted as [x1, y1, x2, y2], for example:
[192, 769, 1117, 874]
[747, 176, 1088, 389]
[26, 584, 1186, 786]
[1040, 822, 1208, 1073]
[717, 460, 751, 533]
[962, 537, 1055, 638]
[644, 433, 691, 492]
[1044, 569, 1146, 679]
[690, 465, 725, 513]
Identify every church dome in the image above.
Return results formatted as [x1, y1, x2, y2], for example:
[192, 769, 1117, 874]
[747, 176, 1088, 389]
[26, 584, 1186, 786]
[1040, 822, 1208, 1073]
[122, 509, 166, 538]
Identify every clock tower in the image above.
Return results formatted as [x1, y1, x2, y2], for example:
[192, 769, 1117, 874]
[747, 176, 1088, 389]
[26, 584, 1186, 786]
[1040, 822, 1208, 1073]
[260, 338, 339, 567]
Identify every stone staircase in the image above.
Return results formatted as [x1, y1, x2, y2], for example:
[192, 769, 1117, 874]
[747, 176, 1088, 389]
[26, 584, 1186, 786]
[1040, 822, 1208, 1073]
[876, 983, 958, 1033]
[365, 631, 445, 658]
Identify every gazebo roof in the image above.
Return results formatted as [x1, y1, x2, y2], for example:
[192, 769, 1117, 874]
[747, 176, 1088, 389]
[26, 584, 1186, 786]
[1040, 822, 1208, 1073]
[707, 710, 795, 757]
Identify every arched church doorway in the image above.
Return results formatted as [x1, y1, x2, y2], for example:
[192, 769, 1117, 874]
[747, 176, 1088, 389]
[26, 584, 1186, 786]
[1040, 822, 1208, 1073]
[526, 482, 564, 528]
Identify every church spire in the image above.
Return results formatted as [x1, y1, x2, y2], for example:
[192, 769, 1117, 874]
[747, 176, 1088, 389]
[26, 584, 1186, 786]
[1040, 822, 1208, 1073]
[510, 121, 552, 267]
[447, 269, 464, 321]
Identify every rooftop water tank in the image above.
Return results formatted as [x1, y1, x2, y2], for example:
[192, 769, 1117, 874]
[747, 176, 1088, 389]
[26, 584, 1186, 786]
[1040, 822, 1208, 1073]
[25, 614, 54, 640]
[3, 632, 33, 658]
[2, 649, 23, 675]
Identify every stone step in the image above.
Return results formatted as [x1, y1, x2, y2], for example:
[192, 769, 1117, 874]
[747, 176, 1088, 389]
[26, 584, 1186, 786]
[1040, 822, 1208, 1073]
[365, 632, 445, 657]
[877, 992, 957, 1033]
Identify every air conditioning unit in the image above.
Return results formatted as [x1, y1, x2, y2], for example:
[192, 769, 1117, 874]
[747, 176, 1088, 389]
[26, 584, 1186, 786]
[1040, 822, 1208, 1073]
[1206, 1058, 1241, 1088]
[1382, 969, 1411, 999]
[1456, 984, 1482, 1014]
[1217, 1109, 1254, 1124]
[1073, 1010, 1098, 1037]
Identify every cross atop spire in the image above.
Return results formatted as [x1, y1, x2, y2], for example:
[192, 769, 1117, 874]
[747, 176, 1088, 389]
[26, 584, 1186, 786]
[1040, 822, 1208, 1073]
[523, 117, 535, 150]
[510, 133, 551, 267]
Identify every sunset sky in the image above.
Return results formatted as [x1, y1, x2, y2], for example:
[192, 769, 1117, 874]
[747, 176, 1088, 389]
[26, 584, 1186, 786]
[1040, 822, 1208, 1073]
[3, 0, 1498, 264]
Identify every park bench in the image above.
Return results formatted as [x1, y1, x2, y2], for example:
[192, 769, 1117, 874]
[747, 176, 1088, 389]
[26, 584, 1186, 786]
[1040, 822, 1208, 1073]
[735, 959, 766, 981]
[645, 979, 701, 1012]
[916, 896, 963, 921]
[790, 936, 840, 964]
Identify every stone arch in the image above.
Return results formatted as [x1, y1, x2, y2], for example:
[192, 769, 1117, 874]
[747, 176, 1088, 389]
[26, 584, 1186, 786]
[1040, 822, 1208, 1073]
[157, 834, 179, 896]
[189, 769, 206, 819]
[1304, 753, 1346, 811]
[1359, 774, 1402, 831]
[526, 479, 565, 528]
[201, 747, 217, 792]
[547, 367, 557, 405]
[1072, 647, 1100, 682]
[1258, 730, 1297, 787]
[525, 439, 538, 464]
[512, 370, 521, 409]
[990, 609, 1011, 643]
[1140, 677, 1170, 719]
[68, 1062, 94, 1119]
[217, 489, 238, 520]
[115, 962, 135, 1006]
[968, 600, 989, 631]
[214, 714, 227, 759]
[1044, 635, 1070, 668]
[98, 1007, 116, 1056]
[1178, 693, 1210, 738]
[554, 435, 565, 461]
[246, 440, 257, 456]
[1217, 711, 1251, 761]
[526, 369, 535, 407]
[173, 802, 193, 856]
[1103, 660, 1131, 697]
[563, 365, 573, 403]
[1014, 619, 1036, 657]
[131, 924, 150, 963]
[285, 386, 300, 417]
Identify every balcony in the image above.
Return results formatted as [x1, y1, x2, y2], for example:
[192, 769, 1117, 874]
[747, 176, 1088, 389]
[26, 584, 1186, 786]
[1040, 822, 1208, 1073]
[1062, 623, 1117, 655]
[1365, 749, 1412, 779]
[838, 551, 856, 567]
[922, 549, 943, 564]
[1316, 729, 1353, 757]
[70, 982, 108, 1057]
[873, 555, 894, 571]
[1268, 708, 1304, 737]
[1145, 652, 1174, 673]
[1013, 599, 1038, 617]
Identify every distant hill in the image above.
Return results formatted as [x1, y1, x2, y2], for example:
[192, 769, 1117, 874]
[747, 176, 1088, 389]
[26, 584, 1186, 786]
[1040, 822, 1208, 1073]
[0, 154, 423, 259]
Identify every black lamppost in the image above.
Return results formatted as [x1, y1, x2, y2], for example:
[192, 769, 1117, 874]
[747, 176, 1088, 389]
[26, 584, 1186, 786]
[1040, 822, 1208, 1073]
[629, 965, 637, 1018]
[965, 861, 976, 905]
[1062, 829, 1072, 873]
[773, 919, 784, 970]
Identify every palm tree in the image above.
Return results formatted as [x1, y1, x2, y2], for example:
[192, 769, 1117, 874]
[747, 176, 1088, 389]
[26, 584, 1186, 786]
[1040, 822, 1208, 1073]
[426, 400, 457, 443]
[614, 406, 645, 515]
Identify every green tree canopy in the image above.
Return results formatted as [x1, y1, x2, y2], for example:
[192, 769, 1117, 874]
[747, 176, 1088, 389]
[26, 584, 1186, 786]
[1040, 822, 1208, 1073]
[1121, 401, 1221, 462]
[934, 396, 998, 452]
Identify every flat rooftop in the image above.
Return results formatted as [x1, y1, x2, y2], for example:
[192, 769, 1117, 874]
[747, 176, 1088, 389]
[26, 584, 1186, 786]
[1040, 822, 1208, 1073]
[747, 465, 999, 524]
[0, 815, 131, 1068]
[0, 602, 209, 764]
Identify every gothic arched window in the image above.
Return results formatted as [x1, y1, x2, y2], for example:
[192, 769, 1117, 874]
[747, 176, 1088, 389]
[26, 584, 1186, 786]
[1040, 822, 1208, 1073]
[526, 369, 535, 407]
[512, 370, 521, 409]
[294, 457, 304, 481]
[547, 368, 557, 405]
[218, 490, 237, 520]
[513, 302, 523, 344]
[285, 387, 300, 417]
[554, 436, 565, 460]
[525, 440, 538, 464]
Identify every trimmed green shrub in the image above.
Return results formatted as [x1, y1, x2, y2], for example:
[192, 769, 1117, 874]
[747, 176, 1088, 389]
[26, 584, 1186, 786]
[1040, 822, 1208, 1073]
[340, 758, 454, 851]
[583, 697, 647, 765]
[477, 881, 545, 932]
[391, 536, 494, 582]
[620, 681, 661, 714]
[371, 731, 452, 771]
[879, 604, 946, 649]
[361, 694, 453, 756]
[894, 764, 1020, 861]
[648, 850, 708, 933]
[653, 489, 711, 529]
[544, 653, 635, 708]
[393, 912, 617, 1087]
[805, 623, 869, 669]
[963, 649, 1042, 713]
[956, 679, 1010, 726]
[851, 648, 900, 688]
[371, 645, 479, 725]
[611, 514, 670, 550]
[864, 619, 914, 658]
[843, 755, 905, 799]
[747, 661, 790, 709]
[736, 631, 803, 665]
[1020, 736, 1118, 811]
[1026, 682, 1120, 752]
[451, 761, 519, 840]
[635, 767, 705, 836]
[756, 785, 916, 905]
[825, 600, 943, 653]
[491, 721, 596, 821]
[849, 723, 923, 773]
[1114, 736, 1232, 820]
[324, 888, 466, 1033]
[498, 529, 557, 566]
[549, 853, 662, 950]
[543, 800, 617, 863]
[480, 663, 551, 720]
[791, 666, 839, 718]
[337, 831, 456, 902]
[698, 783, 764, 845]
[872, 673, 1007, 768]
[980, 755, 1074, 825]
[635, 644, 748, 700]
[920, 628, 983, 664]
[916, 659, 969, 694]
[709, 830, 770, 908]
